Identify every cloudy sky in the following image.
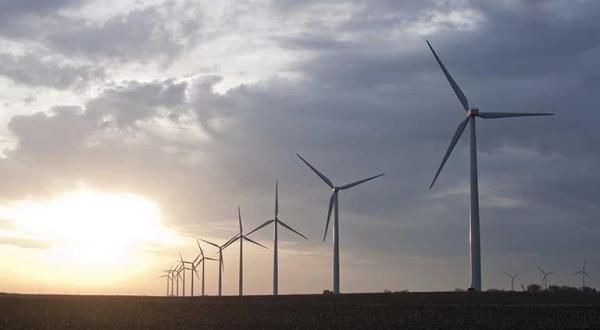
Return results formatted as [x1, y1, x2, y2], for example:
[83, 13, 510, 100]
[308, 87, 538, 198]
[0, 0, 598, 295]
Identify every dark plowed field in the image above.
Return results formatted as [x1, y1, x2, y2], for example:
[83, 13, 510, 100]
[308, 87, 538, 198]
[1, 292, 600, 329]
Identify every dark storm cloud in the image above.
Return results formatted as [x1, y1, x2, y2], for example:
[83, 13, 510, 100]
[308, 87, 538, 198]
[0, 1, 203, 66]
[1, 0, 600, 290]
[48, 2, 204, 62]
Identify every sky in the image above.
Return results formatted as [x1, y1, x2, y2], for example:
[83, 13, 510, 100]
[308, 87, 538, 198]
[0, 0, 599, 295]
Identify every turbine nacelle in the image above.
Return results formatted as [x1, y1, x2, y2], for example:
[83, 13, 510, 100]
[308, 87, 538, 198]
[467, 108, 479, 116]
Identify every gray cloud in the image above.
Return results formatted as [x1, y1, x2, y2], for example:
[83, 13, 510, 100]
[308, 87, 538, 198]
[1, 0, 600, 292]
[0, 52, 104, 89]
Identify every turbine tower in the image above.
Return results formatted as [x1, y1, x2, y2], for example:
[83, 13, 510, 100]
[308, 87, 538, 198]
[572, 260, 591, 289]
[177, 255, 187, 297]
[503, 272, 520, 292]
[538, 266, 555, 290]
[180, 253, 198, 297]
[247, 181, 308, 295]
[159, 274, 169, 296]
[199, 235, 237, 296]
[228, 207, 268, 296]
[194, 240, 217, 296]
[426, 40, 553, 291]
[297, 153, 384, 294]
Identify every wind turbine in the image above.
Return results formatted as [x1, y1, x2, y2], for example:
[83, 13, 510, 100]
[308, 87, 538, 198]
[176, 257, 187, 296]
[297, 153, 385, 294]
[538, 266, 555, 290]
[504, 272, 520, 292]
[162, 269, 173, 296]
[426, 40, 553, 291]
[198, 235, 238, 296]
[572, 260, 591, 289]
[194, 240, 218, 296]
[247, 181, 308, 295]
[174, 264, 183, 296]
[180, 253, 198, 297]
[159, 274, 169, 296]
[228, 207, 268, 296]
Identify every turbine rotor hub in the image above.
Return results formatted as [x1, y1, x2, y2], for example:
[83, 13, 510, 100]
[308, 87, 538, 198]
[467, 107, 479, 117]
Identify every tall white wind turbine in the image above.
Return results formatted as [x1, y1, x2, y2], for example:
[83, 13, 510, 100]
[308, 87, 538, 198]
[198, 235, 237, 296]
[194, 240, 218, 296]
[572, 260, 591, 289]
[503, 272, 520, 292]
[426, 40, 553, 291]
[228, 207, 268, 296]
[538, 266, 555, 290]
[247, 181, 308, 295]
[297, 153, 384, 294]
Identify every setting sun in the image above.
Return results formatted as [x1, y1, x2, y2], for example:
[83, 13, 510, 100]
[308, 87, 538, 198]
[0, 190, 178, 285]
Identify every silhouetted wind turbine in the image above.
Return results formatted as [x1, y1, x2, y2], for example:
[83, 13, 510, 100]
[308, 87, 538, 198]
[297, 153, 385, 294]
[159, 274, 169, 296]
[228, 207, 268, 296]
[247, 181, 308, 295]
[538, 266, 555, 290]
[177, 255, 188, 296]
[194, 240, 218, 296]
[199, 235, 238, 296]
[175, 264, 183, 296]
[426, 40, 553, 291]
[180, 253, 198, 297]
[572, 260, 591, 289]
[504, 272, 520, 291]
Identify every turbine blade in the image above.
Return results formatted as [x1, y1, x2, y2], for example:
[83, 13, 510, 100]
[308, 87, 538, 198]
[198, 238, 220, 249]
[246, 220, 275, 236]
[196, 239, 204, 258]
[193, 267, 199, 278]
[238, 207, 243, 233]
[275, 181, 279, 218]
[584, 272, 591, 279]
[538, 266, 545, 274]
[429, 117, 469, 189]
[572, 271, 582, 276]
[324, 193, 335, 242]
[278, 219, 308, 240]
[222, 235, 240, 250]
[477, 112, 554, 119]
[193, 254, 200, 264]
[179, 253, 184, 264]
[205, 257, 218, 261]
[339, 173, 385, 190]
[296, 153, 334, 188]
[515, 273, 521, 278]
[426, 40, 469, 111]
[504, 272, 511, 277]
[243, 236, 268, 249]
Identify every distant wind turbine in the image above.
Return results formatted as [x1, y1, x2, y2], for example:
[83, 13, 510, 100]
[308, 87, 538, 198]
[198, 235, 238, 296]
[174, 264, 183, 296]
[159, 274, 169, 296]
[194, 240, 218, 296]
[177, 255, 188, 296]
[297, 153, 385, 294]
[247, 181, 308, 295]
[426, 40, 553, 291]
[538, 266, 555, 290]
[228, 207, 268, 296]
[180, 253, 198, 297]
[504, 272, 520, 292]
[572, 260, 591, 289]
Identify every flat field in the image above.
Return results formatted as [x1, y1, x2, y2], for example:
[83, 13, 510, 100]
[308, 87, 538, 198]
[1, 292, 600, 329]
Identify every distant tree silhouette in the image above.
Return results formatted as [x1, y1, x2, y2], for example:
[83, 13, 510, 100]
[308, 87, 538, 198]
[527, 284, 542, 292]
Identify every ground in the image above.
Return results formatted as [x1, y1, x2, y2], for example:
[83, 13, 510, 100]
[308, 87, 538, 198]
[1, 292, 600, 329]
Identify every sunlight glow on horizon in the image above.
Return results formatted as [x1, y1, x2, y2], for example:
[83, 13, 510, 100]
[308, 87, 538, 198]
[0, 189, 181, 289]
